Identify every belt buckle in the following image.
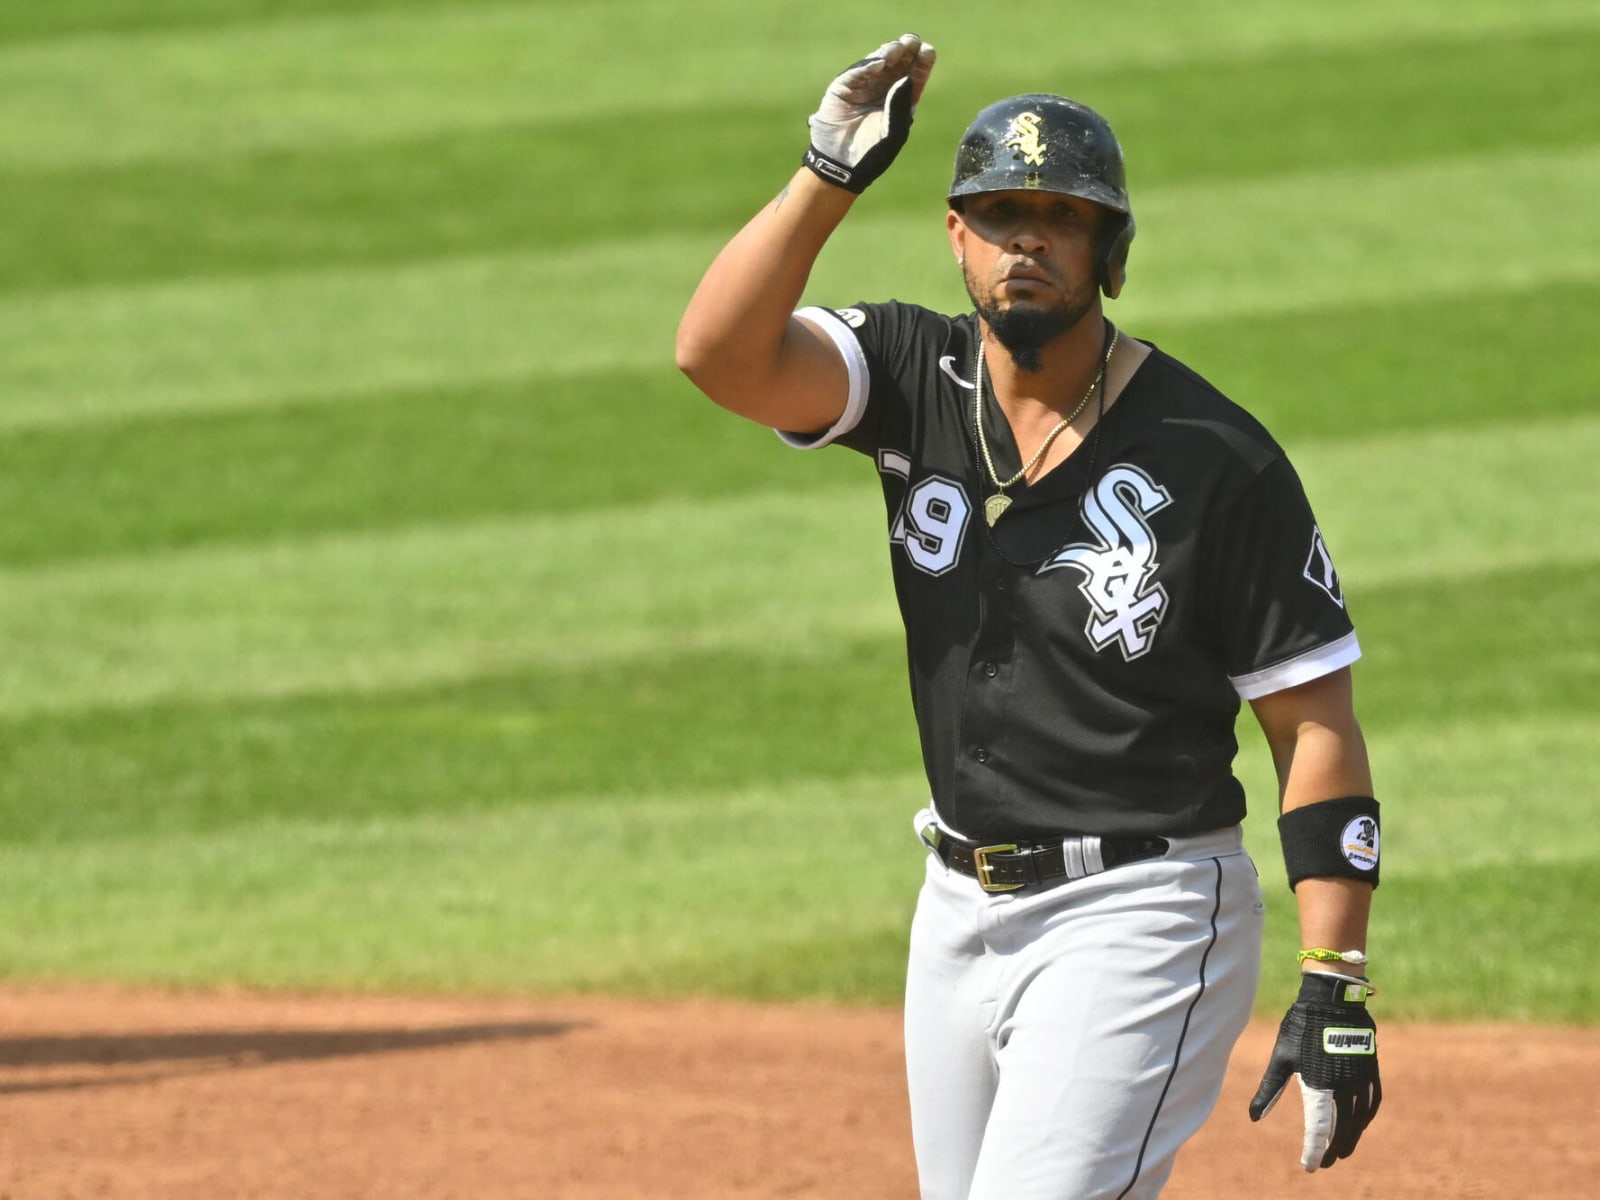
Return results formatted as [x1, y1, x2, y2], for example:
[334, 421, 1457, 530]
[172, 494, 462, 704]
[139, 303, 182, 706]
[972, 843, 1024, 893]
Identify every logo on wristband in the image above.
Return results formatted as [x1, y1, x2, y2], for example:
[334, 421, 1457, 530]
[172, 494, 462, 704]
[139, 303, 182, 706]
[1341, 816, 1380, 871]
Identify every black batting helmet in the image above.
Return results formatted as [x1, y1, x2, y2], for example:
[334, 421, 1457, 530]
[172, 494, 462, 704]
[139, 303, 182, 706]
[948, 94, 1135, 298]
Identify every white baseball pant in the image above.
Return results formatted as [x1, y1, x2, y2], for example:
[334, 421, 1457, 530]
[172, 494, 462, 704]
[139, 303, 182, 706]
[904, 815, 1264, 1199]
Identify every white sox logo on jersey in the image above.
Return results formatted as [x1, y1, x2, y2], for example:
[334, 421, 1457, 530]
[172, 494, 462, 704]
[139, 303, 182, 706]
[1040, 464, 1173, 660]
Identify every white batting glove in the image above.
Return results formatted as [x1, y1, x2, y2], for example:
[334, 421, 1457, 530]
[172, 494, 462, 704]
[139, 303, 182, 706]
[802, 33, 936, 193]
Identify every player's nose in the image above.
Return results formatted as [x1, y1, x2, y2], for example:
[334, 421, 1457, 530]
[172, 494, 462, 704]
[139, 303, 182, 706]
[1005, 220, 1050, 257]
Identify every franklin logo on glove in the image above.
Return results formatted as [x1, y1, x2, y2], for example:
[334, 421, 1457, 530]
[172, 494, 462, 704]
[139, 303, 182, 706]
[1324, 1029, 1377, 1053]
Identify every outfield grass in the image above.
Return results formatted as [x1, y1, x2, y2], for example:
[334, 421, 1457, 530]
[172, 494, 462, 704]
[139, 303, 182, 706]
[1, 0, 1596, 1022]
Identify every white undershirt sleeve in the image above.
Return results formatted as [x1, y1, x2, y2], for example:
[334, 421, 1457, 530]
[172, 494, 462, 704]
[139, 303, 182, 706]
[775, 306, 870, 449]
[1229, 630, 1362, 700]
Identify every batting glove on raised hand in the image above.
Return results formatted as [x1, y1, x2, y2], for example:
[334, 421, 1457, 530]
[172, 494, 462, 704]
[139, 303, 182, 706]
[1249, 972, 1382, 1171]
[802, 33, 935, 193]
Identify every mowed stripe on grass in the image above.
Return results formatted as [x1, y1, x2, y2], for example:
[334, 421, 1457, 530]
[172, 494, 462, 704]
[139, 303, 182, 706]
[1, 415, 1597, 717]
[4, 145, 1600, 431]
[2, 279, 1597, 570]
[0, 772, 931, 995]
[1, 0, 1591, 168]
[3, 559, 1593, 840]
[4, 27, 1596, 293]
[3, 709, 1596, 1009]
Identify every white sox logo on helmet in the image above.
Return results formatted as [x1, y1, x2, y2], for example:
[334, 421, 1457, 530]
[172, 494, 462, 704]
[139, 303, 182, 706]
[1000, 112, 1047, 166]
[1040, 464, 1173, 660]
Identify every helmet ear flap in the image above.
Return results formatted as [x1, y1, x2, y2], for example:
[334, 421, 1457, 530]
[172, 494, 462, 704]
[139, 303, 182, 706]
[1099, 212, 1135, 299]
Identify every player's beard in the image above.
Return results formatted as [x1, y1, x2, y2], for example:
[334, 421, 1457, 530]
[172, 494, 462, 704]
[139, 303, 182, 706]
[965, 268, 1096, 374]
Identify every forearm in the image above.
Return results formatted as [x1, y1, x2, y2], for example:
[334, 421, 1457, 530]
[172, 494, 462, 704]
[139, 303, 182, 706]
[677, 34, 930, 429]
[675, 169, 854, 416]
[1255, 671, 1379, 972]
[1248, 680, 1385, 1167]
[1293, 878, 1374, 973]
[1280, 712, 1376, 973]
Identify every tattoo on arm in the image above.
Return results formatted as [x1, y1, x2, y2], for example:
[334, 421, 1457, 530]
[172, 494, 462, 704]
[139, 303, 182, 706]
[772, 185, 790, 212]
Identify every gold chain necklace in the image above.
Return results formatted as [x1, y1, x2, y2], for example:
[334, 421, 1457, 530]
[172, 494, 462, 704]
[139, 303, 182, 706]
[974, 326, 1118, 526]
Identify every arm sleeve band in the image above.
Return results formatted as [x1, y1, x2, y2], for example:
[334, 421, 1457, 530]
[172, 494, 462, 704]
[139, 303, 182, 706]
[1230, 631, 1361, 700]
[774, 307, 869, 449]
[1278, 796, 1381, 890]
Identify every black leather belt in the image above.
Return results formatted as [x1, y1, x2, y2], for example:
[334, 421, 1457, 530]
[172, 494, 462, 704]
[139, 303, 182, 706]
[932, 831, 1170, 893]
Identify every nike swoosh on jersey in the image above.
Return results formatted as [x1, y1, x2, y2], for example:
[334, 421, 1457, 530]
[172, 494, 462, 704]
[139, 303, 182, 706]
[938, 355, 975, 389]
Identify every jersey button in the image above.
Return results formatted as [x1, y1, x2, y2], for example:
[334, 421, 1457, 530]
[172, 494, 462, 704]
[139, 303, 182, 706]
[974, 747, 989, 764]
[982, 662, 998, 678]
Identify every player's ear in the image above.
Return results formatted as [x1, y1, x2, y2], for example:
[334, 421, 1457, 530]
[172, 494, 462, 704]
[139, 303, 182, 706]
[947, 207, 967, 267]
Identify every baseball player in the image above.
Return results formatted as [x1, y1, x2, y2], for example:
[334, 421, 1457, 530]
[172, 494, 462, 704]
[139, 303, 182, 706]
[677, 34, 1383, 1199]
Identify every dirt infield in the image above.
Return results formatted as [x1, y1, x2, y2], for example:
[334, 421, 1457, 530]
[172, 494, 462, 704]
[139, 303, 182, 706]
[1, 987, 1593, 1199]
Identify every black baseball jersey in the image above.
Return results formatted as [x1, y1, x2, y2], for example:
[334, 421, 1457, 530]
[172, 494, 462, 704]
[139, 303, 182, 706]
[783, 300, 1360, 842]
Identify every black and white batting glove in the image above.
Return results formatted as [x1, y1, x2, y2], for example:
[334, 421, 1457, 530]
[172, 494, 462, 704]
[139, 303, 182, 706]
[1249, 972, 1382, 1171]
[802, 33, 936, 193]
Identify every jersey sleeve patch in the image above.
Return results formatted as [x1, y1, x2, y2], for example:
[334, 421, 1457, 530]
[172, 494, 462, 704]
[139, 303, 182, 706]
[1229, 630, 1362, 700]
[1302, 525, 1345, 607]
[774, 306, 870, 450]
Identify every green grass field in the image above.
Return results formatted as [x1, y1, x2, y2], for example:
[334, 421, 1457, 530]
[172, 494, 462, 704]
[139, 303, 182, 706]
[2, 0, 1596, 1023]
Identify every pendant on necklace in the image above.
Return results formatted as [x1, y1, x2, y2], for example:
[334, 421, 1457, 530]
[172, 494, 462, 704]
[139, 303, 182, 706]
[984, 493, 1012, 526]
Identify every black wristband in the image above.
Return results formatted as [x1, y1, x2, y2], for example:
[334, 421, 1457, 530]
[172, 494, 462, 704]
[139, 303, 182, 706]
[1278, 796, 1381, 890]
[1297, 971, 1373, 1006]
[801, 145, 867, 193]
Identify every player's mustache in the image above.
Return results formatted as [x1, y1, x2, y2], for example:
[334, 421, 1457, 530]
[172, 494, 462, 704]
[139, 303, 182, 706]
[999, 258, 1056, 284]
